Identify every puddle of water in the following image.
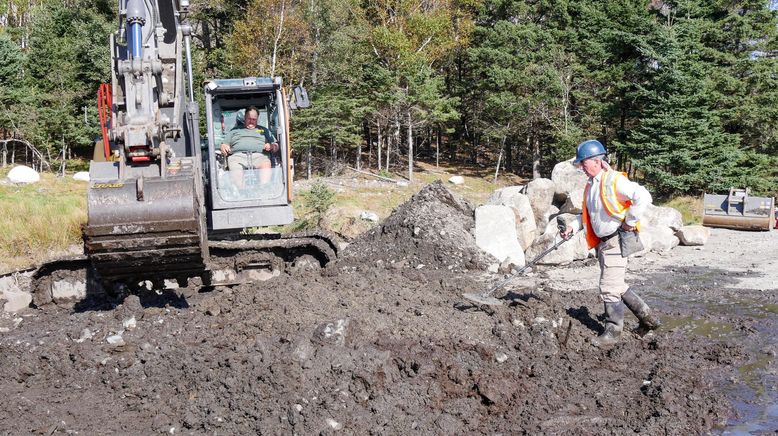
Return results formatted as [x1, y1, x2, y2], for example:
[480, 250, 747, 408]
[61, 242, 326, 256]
[661, 315, 736, 339]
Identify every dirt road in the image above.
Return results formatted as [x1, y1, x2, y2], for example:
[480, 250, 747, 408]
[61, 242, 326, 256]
[0, 184, 775, 434]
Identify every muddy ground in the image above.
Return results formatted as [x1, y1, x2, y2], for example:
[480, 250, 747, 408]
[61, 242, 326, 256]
[0, 183, 776, 435]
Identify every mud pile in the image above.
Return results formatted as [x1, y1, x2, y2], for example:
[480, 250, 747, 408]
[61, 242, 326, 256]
[342, 181, 495, 271]
[0, 263, 734, 434]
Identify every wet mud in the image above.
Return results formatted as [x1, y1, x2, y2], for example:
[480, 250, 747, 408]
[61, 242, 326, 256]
[0, 183, 773, 434]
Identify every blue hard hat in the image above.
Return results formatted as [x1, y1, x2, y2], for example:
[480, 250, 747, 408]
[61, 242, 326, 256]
[574, 139, 606, 163]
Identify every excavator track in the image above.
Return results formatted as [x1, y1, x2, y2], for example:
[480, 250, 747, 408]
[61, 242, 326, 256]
[0, 231, 340, 308]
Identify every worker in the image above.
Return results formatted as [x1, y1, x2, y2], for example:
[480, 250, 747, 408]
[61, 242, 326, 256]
[560, 139, 661, 347]
[219, 106, 278, 186]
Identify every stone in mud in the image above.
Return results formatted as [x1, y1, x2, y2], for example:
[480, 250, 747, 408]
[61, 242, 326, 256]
[313, 319, 350, 346]
[2, 289, 31, 313]
[676, 225, 710, 246]
[475, 205, 526, 267]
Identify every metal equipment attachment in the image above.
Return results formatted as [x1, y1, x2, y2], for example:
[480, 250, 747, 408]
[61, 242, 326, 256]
[702, 188, 775, 231]
[463, 221, 571, 307]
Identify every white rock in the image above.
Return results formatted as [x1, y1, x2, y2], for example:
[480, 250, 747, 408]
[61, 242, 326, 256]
[448, 176, 465, 185]
[72, 171, 90, 182]
[551, 159, 587, 203]
[676, 225, 710, 246]
[537, 205, 560, 233]
[326, 418, 343, 430]
[2, 289, 31, 313]
[487, 188, 536, 251]
[106, 331, 125, 346]
[475, 205, 526, 267]
[495, 352, 509, 363]
[51, 277, 87, 303]
[75, 328, 93, 343]
[642, 204, 683, 231]
[641, 226, 679, 253]
[359, 211, 380, 222]
[526, 178, 556, 223]
[122, 316, 137, 330]
[525, 214, 591, 265]
[7, 165, 40, 184]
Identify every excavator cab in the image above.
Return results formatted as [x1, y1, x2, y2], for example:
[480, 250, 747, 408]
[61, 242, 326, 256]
[203, 77, 294, 231]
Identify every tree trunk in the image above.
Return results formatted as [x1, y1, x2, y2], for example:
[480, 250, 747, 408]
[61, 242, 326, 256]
[307, 145, 312, 179]
[377, 120, 382, 171]
[505, 136, 513, 173]
[436, 127, 440, 168]
[532, 136, 541, 179]
[407, 108, 413, 182]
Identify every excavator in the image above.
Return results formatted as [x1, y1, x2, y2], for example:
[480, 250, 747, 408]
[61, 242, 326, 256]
[17, 0, 338, 306]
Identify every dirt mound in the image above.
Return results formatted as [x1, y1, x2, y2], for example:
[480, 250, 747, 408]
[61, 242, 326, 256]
[342, 181, 495, 271]
[0, 267, 733, 434]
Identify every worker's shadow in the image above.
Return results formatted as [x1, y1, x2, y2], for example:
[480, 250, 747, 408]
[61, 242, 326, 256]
[565, 306, 604, 335]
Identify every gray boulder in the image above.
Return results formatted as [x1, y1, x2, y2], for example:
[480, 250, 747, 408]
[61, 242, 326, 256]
[487, 187, 537, 251]
[676, 225, 711, 246]
[642, 226, 679, 253]
[551, 159, 587, 203]
[526, 213, 591, 265]
[642, 204, 683, 231]
[475, 205, 526, 267]
[537, 205, 560, 233]
[2, 289, 31, 313]
[526, 178, 556, 223]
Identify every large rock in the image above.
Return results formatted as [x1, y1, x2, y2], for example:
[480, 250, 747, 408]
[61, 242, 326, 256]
[676, 225, 711, 246]
[642, 226, 679, 253]
[537, 205, 560, 233]
[551, 159, 587, 204]
[448, 176, 465, 185]
[560, 187, 585, 214]
[475, 205, 526, 267]
[487, 187, 537, 251]
[7, 165, 40, 184]
[526, 178, 555, 223]
[642, 204, 683, 231]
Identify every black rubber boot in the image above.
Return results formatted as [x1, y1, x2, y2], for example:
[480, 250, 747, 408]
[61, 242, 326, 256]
[622, 289, 661, 336]
[592, 301, 624, 347]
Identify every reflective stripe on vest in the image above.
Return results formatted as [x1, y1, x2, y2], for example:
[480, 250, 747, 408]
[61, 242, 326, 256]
[581, 170, 638, 250]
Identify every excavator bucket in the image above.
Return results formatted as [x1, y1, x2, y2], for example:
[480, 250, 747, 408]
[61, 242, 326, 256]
[702, 188, 775, 231]
[83, 159, 207, 284]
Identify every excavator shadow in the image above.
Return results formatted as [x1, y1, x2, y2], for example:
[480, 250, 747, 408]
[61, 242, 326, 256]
[71, 284, 191, 313]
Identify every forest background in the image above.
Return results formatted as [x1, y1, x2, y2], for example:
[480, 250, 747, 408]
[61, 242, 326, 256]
[1, 0, 777, 199]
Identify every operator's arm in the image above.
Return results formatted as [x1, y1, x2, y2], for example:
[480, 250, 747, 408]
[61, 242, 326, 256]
[261, 128, 279, 153]
[616, 175, 652, 228]
[220, 130, 234, 155]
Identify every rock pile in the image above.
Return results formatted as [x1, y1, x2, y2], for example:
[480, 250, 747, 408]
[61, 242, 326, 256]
[476, 158, 704, 267]
[342, 180, 496, 271]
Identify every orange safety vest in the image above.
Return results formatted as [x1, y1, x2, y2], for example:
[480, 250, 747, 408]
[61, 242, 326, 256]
[581, 170, 641, 249]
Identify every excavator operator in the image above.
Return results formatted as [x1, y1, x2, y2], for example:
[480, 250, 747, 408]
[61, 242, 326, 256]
[219, 106, 279, 187]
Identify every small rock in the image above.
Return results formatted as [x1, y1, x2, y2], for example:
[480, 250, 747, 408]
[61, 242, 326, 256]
[359, 211, 380, 222]
[326, 418, 343, 430]
[122, 316, 137, 330]
[495, 352, 508, 363]
[676, 225, 711, 246]
[106, 331, 125, 346]
[448, 175, 465, 185]
[76, 328, 93, 343]
[2, 289, 32, 313]
[72, 171, 90, 182]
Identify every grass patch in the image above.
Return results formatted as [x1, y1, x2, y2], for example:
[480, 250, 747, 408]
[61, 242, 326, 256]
[661, 196, 703, 225]
[0, 168, 87, 272]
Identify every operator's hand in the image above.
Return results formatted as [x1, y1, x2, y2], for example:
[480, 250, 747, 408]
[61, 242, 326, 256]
[264, 142, 279, 153]
[220, 143, 231, 155]
[560, 225, 574, 240]
[620, 222, 636, 232]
